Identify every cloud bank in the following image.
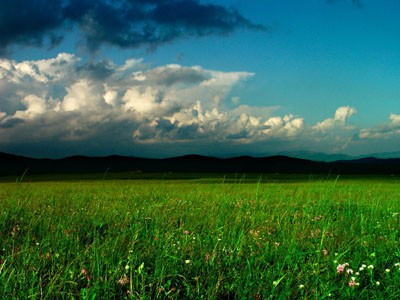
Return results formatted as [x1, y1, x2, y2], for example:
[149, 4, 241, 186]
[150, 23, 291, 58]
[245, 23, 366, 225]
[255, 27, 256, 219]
[1, 53, 389, 158]
[0, 0, 265, 55]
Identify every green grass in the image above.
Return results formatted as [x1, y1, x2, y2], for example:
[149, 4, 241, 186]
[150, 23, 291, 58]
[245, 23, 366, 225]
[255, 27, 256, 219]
[0, 177, 399, 299]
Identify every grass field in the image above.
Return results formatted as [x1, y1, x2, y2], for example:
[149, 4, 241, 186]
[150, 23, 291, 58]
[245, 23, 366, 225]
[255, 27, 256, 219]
[0, 175, 399, 299]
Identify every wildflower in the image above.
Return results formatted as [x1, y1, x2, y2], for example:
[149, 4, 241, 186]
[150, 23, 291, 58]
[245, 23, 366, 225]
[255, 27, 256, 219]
[118, 274, 129, 286]
[185, 259, 191, 264]
[125, 264, 130, 270]
[376, 281, 380, 286]
[337, 264, 346, 274]
[183, 230, 189, 235]
[385, 269, 390, 273]
[346, 269, 354, 275]
[272, 281, 278, 286]
[348, 278, 357, 287]
[322, 249, 328, 256]
[367, 265, 374, 270]
[299, 284, 305, 289]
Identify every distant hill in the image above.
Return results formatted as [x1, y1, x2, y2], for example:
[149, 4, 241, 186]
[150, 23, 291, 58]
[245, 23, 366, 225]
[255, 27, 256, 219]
[1, 151, 400, 176]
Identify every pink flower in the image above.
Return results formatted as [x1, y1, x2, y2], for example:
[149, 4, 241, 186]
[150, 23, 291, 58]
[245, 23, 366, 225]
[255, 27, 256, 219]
[348, 278, 357, 287]
[183, 230, 189, 235]
[337, 264, 346, 274]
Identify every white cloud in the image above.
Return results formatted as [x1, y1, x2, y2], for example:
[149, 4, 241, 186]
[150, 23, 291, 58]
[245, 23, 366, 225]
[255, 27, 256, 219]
[358, 113, 400, 140]
[313, 106, 357, 131]
[61, 79, 105, 112]
[103, 88, 118, 107]
[122, 87, 162, 114]
[2, 53, 393, 157]
[262, 115, 304, 138]
[389, 113, 400, 124]
[334, 106, 357, 122]
[0, 54, 260, 149]
[13, 94, 47, 119]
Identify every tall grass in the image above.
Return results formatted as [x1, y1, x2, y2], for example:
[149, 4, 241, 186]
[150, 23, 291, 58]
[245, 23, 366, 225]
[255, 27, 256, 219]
[0, 178, 399, 299]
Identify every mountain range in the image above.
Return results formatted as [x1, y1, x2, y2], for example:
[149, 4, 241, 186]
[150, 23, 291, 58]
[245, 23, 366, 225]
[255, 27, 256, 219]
[1, 152, 400, 176]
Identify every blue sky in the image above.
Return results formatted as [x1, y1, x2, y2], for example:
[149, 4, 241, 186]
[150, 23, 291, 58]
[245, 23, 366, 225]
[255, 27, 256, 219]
[1, 0, 399, 158]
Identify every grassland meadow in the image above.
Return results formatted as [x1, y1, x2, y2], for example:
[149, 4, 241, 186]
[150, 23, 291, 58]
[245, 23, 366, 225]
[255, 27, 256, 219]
[0, 176, 399, 299]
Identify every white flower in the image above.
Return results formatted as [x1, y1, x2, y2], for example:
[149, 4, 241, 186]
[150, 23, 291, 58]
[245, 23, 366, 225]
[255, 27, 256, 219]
[347, 269, 354, 275]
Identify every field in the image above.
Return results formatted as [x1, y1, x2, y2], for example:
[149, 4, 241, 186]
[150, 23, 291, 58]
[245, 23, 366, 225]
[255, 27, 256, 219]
[0, 175, 399, 299]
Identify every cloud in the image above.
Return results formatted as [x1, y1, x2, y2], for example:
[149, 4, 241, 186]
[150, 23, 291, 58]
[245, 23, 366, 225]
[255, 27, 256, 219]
[0, 53, 259, 154]
[0, 53, 312, 157]
[313, 106, 357, 131]
[0, 0, 265, 55]
[3, 53, 394, 158]
[358, 114, 400, 140]
[0, 1, 65, 54]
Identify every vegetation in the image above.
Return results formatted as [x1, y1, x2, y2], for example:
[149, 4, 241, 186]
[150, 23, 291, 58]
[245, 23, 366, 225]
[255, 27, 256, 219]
[0, 176, 399, 299]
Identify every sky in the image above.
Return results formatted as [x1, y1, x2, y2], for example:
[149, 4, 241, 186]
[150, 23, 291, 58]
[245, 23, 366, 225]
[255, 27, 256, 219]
[0, 0, 399, 158]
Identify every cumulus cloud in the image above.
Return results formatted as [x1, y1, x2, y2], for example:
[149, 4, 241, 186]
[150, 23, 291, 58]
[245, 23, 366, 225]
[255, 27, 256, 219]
[0, 0, 265, 55]
[313, 106, 357, 131]
[3, 53, 391, 158]
[0, 53, 315, 157]
[358, 113, 400, 140]
[0, 53, 260, 153]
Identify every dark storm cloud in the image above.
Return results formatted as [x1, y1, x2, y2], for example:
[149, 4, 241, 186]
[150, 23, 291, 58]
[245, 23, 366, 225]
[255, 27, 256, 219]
[0, 0, 265, 55]
[0, 117, 25, 129]
[0, 0, 65, 55]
